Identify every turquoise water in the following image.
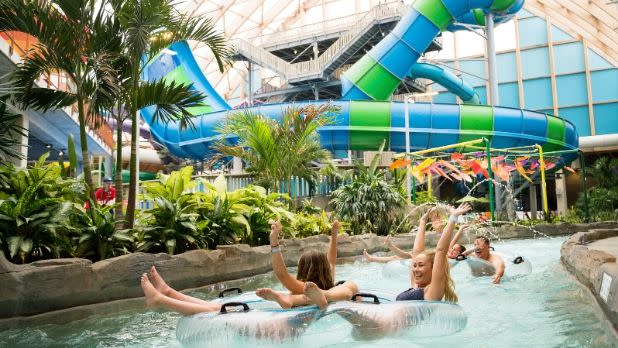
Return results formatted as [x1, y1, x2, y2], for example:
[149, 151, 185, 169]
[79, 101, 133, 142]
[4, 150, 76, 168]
[1, 237, 616, 347]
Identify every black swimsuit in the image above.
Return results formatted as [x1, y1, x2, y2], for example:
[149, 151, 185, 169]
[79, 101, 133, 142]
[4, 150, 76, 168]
[395, 287, 425, 301]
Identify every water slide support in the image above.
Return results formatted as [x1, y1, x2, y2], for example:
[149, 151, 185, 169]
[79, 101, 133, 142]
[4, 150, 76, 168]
[484, 137, 496, 224]
[535, 144, 549, 221]
[579, 151, 590, 222]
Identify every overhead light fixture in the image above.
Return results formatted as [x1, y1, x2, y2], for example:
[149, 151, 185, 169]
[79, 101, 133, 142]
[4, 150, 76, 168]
[45, 143, 52, 149]
[58, 150, 64, 156]
[293, 49, 298, 54]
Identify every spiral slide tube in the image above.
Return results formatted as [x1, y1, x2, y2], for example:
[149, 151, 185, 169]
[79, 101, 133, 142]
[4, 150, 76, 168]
[409, 63, 481, 104]
[140, 0, 578, 165]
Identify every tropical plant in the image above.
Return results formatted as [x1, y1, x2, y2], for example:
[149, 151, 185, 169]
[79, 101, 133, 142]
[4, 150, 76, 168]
[212, 104, 337, 197]
[71, 201, 132, 261]
[287, 210, 333, 239]
[0, 153, 84, 263]
[577, 186, 618, 222]
[329, 143, 406, 236]
[137, 166, 208, 254]
[588, 157, 618, 190]
[108, 0, 230, 228]
[0, 97, 28, 162]
[0, 0, 122, 196]
[240, 185, 294, 246]
[197, 175, 258, 248]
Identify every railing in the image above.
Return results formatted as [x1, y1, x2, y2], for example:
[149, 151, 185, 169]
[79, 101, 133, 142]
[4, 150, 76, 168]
[137, 173, 348, 210]
[254, 1, 406, 48]
[234, 2, 408, 82]
[1, 32, 113, 152]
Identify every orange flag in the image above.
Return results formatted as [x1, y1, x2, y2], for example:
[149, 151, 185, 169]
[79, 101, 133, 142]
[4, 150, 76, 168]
[389, 158, 411, 170]
[515, 157, 533, 183]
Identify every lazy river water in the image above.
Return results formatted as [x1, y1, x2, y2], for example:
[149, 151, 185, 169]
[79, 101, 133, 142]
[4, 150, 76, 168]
[0, 237, 615, 347]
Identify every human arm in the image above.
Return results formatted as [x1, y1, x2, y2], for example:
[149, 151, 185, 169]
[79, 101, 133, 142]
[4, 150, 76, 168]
[411, 208, 434, 257]
[386, 236, 413, 259]
[269, 220, 305, 294]
[491, 255, 505, 284]
[425, 203, 471, 301]
[449, 223, 470, 250]
[328, 220, 340, 277]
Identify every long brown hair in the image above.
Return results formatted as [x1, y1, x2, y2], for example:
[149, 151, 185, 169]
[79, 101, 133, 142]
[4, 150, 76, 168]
[423, 250, 458, 303]
[296, 250, 334, 290]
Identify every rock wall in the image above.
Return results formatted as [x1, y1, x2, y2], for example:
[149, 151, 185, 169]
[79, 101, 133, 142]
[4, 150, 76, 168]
[1, 221, 617, 329]
[561, 228, 618, 332]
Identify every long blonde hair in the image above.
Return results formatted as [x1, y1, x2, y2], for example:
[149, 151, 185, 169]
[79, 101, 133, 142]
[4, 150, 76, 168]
[423, 250, 458, 303]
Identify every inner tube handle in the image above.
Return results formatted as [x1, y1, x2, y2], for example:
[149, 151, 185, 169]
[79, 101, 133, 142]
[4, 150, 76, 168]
[351, 293, 380, 304]
[220, 302, 250, 314]
[335, 280, 346, 286]
[513, 256, 524, 264]
[218, 287, 243, 298]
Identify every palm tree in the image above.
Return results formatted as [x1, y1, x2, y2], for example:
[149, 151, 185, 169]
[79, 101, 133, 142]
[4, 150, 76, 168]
[0, 0, 121, 197]
[109, 0, 229, 228]
[0, 97, 28, 162]
[212, 104, 337, 201]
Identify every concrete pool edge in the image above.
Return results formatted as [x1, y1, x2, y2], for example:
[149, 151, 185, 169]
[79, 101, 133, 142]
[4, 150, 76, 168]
[1, 221, 617, 331]
[561, 228, 618, 336]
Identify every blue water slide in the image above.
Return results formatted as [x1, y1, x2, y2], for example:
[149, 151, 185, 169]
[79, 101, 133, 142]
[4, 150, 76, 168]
[409, 63, 480, 104]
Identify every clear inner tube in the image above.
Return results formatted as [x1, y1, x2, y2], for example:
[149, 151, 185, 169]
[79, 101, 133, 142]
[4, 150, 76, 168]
[176, 291, 467, 346]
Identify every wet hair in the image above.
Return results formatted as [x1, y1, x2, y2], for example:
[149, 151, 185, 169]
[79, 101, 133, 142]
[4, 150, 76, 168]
[296, 250, 334, 290]
[421, 251, 458, 303]
[475, 235, 490, 245]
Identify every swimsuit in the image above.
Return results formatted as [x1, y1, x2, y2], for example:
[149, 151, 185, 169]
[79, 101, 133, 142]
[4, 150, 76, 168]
[395, 287, 425, 301]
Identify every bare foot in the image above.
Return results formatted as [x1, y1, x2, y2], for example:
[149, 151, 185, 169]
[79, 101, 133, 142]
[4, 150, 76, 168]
[140, 273, 162, 308]
[363, 249, 375, 262]
[150, 266, 172, 295]
[304, 282, 328, 310]
[270, 220, 282, 246]
[256, 288, 293, 309]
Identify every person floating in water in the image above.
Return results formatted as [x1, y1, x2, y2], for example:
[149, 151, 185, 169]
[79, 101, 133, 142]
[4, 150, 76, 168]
[256, 220, 359, 310]
[393, 203, 470, 302]
[139, 220, 358, 314]
[337, 203, 471, 339]
[463, 235, 505, 284]
[363, 206, 471, 263]
[140, 266, 222, 315]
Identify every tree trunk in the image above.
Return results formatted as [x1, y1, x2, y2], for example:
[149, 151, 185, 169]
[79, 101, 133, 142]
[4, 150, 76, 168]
[76, 96, 95, 199]
[114, 106, 124, 223]
[126, 109, 139, 228]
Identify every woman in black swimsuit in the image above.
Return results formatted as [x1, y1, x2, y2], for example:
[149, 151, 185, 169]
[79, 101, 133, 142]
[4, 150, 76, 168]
[394, 203, 471, 302]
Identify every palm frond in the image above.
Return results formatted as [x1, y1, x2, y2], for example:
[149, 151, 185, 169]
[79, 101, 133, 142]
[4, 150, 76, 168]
[134, 79, 205, 129]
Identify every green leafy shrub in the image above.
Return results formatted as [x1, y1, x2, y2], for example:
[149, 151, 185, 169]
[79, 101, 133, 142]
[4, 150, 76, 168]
[329, 147, 405, 236]
[137, 167, 209, 254]
[577, 186, 618, 222]
[0, 154, 84, 263]
[71, 201, 133, 261]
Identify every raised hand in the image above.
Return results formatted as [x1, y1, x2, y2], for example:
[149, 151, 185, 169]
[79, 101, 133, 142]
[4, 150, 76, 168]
[331, 220, 341, 236]
[420, 206, 436, 221]
[449, 203, 472, 217]
[270, 220, 282, 246]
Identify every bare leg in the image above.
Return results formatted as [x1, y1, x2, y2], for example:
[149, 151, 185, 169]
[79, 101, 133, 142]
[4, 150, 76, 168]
[256, 288, 296, 309]
[363, 249, 401, 263]
[140, 274, 221, 315]
[304, 282, 328, 310]
[150, 266, 212, 306]
[324, 281, 358, 302]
